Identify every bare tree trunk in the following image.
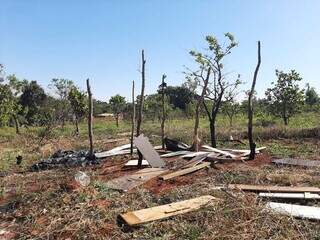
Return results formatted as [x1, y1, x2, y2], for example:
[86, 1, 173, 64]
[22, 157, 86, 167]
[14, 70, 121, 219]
[12, 115, 20, 134]
[75, 116, 79, 135]
[130, 80, 135, 155]
[209, 119, 216, 148]
[191, 67, 211, 151]
[116, 114, 119, 127]
[160, 74, 166, 149]
[86, 78, 94, 159]
[248, 41, 261, 160]
[137, 50, 146, 167]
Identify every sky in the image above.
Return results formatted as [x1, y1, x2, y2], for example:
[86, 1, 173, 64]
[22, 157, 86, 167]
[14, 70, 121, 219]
[1, 0, 320, 101]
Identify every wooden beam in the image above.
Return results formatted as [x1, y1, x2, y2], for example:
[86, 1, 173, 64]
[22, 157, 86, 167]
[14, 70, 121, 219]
[160, 162, 210, 181]
[266, 202, 320, 220]
[259, 192, 320, 199]
[272, 158, 320, 168]
[119, 195, 217, 226]
[228, 184, 320, 193]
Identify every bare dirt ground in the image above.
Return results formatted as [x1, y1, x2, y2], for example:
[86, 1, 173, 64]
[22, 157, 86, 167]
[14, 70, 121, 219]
[1, 138, 320, 239]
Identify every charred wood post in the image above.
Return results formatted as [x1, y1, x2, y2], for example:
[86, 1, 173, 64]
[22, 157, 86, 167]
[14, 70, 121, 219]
[137, 50, 146, 167]
[248, 41, 261, 160]
[130, 80, 135, 155]
[86, 78, 94, 159]
[160, 74, 167, 149]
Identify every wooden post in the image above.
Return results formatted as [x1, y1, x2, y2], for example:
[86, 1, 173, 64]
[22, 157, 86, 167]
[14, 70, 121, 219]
[137, 50, 146, 167]
[191, 67, 211, 152]
[248, 41, 261, 160]
[86, 78, 94, 159]
[130, 80, 135, 155]
[160, 74, 167, 149]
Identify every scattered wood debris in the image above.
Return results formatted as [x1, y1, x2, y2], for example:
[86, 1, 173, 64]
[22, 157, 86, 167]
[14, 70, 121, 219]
[124, 159, 149, 167]
[161, 151, 192, 158]
[160, 162, 211, 181]
[259, 192, 320, 199]
[105, 168, 168, 192]
[266, 202, 320, 220]
[133, 134, 166, 168]
[119, 195, 217, 226]
[272, 158, 320, 168]
[228, 184, 320, 193]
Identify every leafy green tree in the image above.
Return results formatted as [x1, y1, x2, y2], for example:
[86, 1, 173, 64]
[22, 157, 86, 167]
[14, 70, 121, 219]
[186, 33, 239, 147]
[265, 70, 304, 125]
[19, 80, 47, 125]
[93, 100, 110, 116]
[50, 78, 74, 126]
[109, 94, 126, 127]
[163, 86, 195, 111]
[68, 86, 88, 134]
[305, 83, 319, 107]
[0, 74, 26, 133]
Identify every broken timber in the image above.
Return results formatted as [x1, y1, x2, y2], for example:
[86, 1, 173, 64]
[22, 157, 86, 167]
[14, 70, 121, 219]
[272, 158, 320, 168]
[259, 192, 320, 200]
[228, 184, 320, 193]
[124, 159, 149, 167]
[161, 151, 192, 158]
[160, 162, 210, 181]
[105, 168, 168, 192]
[119, 195, 217, 226]
[266, 202, 320, 220]
[133, 134, 166, 168]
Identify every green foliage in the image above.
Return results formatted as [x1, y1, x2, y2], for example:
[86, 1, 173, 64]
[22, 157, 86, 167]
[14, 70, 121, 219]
[93, 99, 110, 116]
[265, 70, 305, 125]
[144, 94, 173, 121]
[68, 87, 88, 120]
[305, 83, 319, 107]
[109, 94, 126, 126]
[163, 86, 195, 111]
[19, 80, 47, 125]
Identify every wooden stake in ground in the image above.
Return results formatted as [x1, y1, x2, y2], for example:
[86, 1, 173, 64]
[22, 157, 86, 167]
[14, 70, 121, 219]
[86, 78, 94, 159]
[137, 50, 146, 167]
[248, 41, 261, 160]
[130, 80, 135, 155]
[191, 67, 211, 152]
[160, 74, 167, 149]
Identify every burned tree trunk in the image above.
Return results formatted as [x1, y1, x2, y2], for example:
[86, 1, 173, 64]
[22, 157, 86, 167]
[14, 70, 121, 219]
[137, 50, 146, 167]
[75, 116, 79, 135]
[191, 67, 211, 152]
[130, 80, 135, 155]
[248, 41, 261, 160]
[160, 74, 167, 149]
[12, 114, 20, 134]
[86, 78, 94, 159]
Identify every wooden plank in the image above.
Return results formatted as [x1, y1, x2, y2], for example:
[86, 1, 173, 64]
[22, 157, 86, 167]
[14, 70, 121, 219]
[181, 153, 209, 169]
[228, 184, 320, 193]
[134, 134, 166, 168]
[266, 202, 320, 220]
[201, 145, 237, 158]
[120, 195, 217, 226]
[161, 151, 192, 158]
[95, 149, 137, 158]
[160, 162, 210, 181]
[124, 159, 149, 167]
[182, 152, 209, 159]
[105, 168, 168, 192]
[272, 158, 320, 168]
[259, 192, 320, 199]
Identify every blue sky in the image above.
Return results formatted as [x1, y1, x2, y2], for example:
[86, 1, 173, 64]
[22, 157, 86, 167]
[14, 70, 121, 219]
[1, 0, 319, 101]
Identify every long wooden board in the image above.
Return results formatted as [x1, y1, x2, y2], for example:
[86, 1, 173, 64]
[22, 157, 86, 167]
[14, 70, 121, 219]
[134, 134, 166, 168]
[161, 151, 192, 158]
[105, 168, 168, 192]
[160, 162, 210, 181]
[272, 158, 320, 168]
[228, 184, 320, 193]
[259, 192, 320, 199]
[266, 202, 320, 220]
[120, 195, 217, 226]
[201, 145, 237, 158]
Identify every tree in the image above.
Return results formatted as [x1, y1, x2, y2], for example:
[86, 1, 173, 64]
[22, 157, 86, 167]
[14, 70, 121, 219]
[68, 86, 88, 134]
[109, 94, 126, 127]
[248, 41, 261, 160]
[0, 74, 26, 133]
[186, 33, 239, 147]
[265, 70, 304, 125]
[305, 83, 319, 107]
[164, 86, 195, 111]
[50, 78, 74, 126]
[19, 80, 47, 125]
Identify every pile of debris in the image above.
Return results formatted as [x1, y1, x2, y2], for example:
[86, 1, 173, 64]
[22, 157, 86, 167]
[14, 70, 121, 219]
[30, 150, 99, 171]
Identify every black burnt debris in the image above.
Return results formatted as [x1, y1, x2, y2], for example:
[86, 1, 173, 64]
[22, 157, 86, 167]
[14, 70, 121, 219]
[30, 150, 99, 171]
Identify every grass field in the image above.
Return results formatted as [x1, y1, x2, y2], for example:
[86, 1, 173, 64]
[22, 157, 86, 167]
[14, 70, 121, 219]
[1, 113, 320, 239]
